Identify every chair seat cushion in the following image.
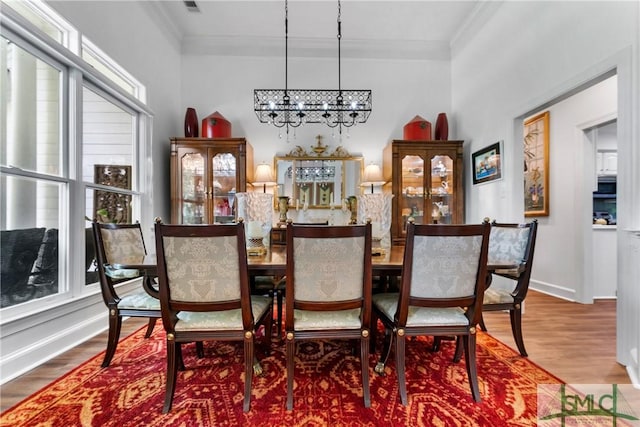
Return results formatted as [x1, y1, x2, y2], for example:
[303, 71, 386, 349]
[493, 268, 522, 277]
[118, 291, 160, 310]
[373, 293, 468, 327]
[294, 308, 362, 330]
[175, 295, 271, 331]
[484, 287, 515, 305]
[105, 265, 140, 279]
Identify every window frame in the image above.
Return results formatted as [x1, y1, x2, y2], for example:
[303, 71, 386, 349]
[0, 2, 153, 321]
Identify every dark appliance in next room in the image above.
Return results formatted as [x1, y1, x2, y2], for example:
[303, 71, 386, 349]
[593, 176, 616, 224]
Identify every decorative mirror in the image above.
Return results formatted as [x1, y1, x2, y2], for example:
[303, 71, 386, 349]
[275, 136, 363, 209]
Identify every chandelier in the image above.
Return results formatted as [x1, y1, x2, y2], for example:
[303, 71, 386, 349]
[253, 0, 372, 133]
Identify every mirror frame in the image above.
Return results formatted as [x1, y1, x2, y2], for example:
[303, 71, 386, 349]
[274, 139, 363, 209]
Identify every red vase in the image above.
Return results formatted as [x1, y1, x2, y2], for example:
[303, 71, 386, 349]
[434, 113, 449, 140]
[184, 108, 199, 137]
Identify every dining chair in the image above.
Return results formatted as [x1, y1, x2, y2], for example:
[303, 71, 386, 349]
[479, 219, 538, 356]
[92, 221, 161, 368]
[154, 220, 273, 413]
[285, 221, 373, 410]
[371, 220, 490, 404]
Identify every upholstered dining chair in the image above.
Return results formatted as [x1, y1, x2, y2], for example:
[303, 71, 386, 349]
[479, 219, 538, 356]
[371, 220, 490, 404]
[285, 221, 373, 410]
[154, 220, 273, 413]
[92, 220, 161, 368]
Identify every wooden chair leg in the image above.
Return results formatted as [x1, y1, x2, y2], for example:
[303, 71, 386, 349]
[360, 334, 371, 408]
[163, 340, 179, 413]
[195, 341, 205, 358]
[374, 326, 393, 376]
[431, 336, 442, 352]
[144, 317, 157, 338]
[286, 336, 295, 410]
[276, 289, 284, 339]
[479, 314, 488, 332]
[510, 307, 528, 357]
[453, 336, 464, 363]
[243, 335, 254, 412]
[177, 343, 186, 371]
[395, 333, 408, 405]
[369, 313, 378, 353]
[263, 307, 273, 353]
[463, 334, 481, 402]
[102, 310, 122, 368]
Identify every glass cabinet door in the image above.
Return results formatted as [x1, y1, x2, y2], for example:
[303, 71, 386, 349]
[211, 152, 237, 224]
[400, 154, 426, 230]
[180, 152, 206, 224]
[429, 154, 455, 224]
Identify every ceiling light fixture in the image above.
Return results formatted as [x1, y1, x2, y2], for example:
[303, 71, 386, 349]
[253, 0, 372, 137]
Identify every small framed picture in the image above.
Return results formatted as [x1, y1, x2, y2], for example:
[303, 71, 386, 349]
[523, 111, 550, 217]
[472, 141, 503, 185]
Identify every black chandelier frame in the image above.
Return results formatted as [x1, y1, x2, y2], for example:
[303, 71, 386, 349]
[253, 0, 372, 131]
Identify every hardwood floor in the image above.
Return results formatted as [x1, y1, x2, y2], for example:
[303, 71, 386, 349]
[0, 290, 630, 412]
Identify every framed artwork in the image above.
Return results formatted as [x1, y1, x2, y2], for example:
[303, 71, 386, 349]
[523, 111, 550, 217]
[472, 141, 503, 185]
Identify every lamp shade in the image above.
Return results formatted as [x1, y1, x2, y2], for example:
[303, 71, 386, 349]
[361, 164, 385, 194]
[253, 163, 276, 192]
[362, 164, 385, 185]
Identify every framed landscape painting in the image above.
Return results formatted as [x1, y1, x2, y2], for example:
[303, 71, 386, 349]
[472, 141, 502, 185]
[523, 111, 550, 217]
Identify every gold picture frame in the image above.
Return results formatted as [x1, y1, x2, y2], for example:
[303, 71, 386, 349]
[523, 111, 550, 217]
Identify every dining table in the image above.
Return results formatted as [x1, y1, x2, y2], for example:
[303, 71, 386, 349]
[113, 244, 514, 289]
[112, 245, 404, 284]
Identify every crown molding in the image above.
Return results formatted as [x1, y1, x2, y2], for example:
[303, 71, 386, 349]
[451, 0, 503, 57]
[139, 0, 183, 51]
[180, 35, 450, 61]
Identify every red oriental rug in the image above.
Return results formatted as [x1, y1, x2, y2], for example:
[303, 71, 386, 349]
[1, 326, 563, 426]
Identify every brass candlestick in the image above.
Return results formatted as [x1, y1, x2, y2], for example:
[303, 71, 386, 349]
[347, 196, 358, 224]
[278, 196, 289, 225]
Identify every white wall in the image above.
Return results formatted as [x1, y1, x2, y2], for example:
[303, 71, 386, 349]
[451, 1, 639, 383]
[529, 76, 617, 301]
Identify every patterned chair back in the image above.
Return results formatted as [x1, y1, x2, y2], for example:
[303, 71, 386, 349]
[408, 233, 486, 300]
[487, 226, 531, 268]
[100, 226, 146, 265]
[161, 233, 242, 303]
[291, 235, 366, 302]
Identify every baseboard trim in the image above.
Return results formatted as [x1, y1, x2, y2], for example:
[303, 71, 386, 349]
[0, 312, 107, 384]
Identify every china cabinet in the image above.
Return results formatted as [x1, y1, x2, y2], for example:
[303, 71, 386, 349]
[170, 137, 253, 224]
[383, 140, 464, 244]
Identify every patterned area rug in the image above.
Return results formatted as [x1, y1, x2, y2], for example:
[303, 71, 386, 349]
[1, 326, 563, 426]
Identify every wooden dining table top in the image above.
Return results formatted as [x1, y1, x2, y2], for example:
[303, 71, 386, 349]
[113, 245, 406, 275]
[113, 244, 516, 275]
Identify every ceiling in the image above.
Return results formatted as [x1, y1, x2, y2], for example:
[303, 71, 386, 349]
[146, 0, 489, 59]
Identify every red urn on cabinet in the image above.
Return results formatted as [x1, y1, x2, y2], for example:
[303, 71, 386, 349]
[434, 112, 449, 140]
[201, 111, 232, 138]
[184, 107, 199, 137]
[403, 115, 432, 140]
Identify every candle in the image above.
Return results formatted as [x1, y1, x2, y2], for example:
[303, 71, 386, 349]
[330, 192, 334, 205]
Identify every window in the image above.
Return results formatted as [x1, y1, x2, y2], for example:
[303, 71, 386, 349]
[1, 1, 151, 313]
